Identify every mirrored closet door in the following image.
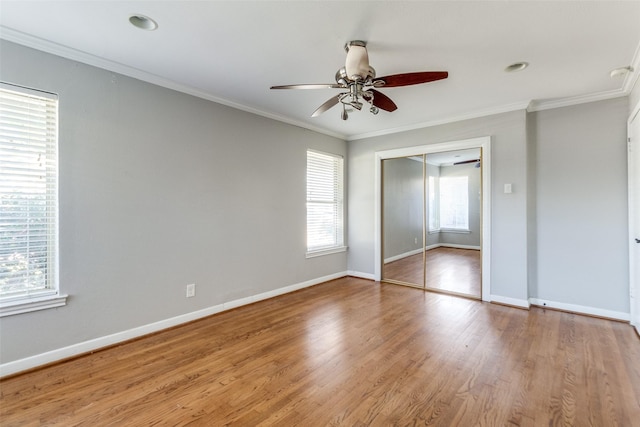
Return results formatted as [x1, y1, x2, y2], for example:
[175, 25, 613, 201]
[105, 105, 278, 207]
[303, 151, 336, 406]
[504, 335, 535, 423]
[382, 156, 425, 288]
[382, 149, 482, 299]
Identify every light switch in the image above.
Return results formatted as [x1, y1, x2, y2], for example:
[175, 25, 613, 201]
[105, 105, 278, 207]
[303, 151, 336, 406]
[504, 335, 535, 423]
[504, 183, 512, 194]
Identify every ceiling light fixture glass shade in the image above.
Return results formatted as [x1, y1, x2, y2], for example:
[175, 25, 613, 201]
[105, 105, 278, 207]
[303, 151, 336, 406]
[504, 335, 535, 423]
[345, 41, 374, 81]
[129, 14, 158, 31]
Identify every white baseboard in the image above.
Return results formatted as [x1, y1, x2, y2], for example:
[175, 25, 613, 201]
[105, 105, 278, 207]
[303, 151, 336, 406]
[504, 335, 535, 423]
[0, 271, 348, 378]
[528, 298, 630, 321]
[428, 243, 480, 251]
[384, 248, 422, 263]
[490, 295, 530, 309]
[347, 271, 376, 280]
[385, 244, 480, 264]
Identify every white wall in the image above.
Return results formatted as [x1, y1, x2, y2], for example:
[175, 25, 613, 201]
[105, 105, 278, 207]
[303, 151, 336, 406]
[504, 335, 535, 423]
[348, 110, 530, 303]
[532, 97, 630, 315]
[0, 41, 347, 367]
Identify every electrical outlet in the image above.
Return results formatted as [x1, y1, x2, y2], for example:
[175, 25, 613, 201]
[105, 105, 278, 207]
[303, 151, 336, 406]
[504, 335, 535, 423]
[414, 237, 418, 244]
[186, 283, 196, 298]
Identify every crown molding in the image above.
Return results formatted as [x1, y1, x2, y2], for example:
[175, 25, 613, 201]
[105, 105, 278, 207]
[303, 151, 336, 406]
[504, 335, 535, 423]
[531, 39, 639, 113]
[0, 27, 348, 141]
[623, 38, 640, 95]
[528, 89, 628, 113]
[2, 26, 637, 143]
[346, 101, 531, 141]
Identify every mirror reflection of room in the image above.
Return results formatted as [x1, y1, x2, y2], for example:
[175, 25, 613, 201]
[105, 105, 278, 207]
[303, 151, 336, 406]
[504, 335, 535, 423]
[382, 156, 425, 288]
[425, 149, 481, 298]
[382, 149, 481, 299]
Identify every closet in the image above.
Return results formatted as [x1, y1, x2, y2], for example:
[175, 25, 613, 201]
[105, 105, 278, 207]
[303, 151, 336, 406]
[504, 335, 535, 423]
[381, 148, 482, 299]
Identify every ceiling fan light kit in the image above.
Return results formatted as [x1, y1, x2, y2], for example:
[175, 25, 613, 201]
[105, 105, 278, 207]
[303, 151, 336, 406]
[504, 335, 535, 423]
[271, 40, 448, 120]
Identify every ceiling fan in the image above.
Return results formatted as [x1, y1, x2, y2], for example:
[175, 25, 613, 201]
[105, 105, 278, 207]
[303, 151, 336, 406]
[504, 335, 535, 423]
[270, 40, 448, 120]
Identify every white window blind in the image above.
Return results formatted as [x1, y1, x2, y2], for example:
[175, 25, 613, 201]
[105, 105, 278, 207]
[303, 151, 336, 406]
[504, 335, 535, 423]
[439, 176, 469, 230]
[0, 83, 58, 301]
[306, 150, 344, 254]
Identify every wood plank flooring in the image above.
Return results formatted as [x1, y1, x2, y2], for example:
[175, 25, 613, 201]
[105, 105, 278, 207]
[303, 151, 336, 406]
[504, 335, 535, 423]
[1, 277, 639, 426]
[384, 247, 481, 297]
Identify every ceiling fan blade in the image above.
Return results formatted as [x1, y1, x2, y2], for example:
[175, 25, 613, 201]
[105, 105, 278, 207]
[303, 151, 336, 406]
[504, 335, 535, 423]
[453, 159, 481, 165]
[374, 71, 448, 88]
[368, 89, 398, 112]
[271, 84, 345, 90]
[311, 95, 341, 117]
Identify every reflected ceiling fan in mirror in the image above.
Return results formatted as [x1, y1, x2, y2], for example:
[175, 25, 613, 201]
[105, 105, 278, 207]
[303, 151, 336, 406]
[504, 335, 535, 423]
[271, 41, 448, 120]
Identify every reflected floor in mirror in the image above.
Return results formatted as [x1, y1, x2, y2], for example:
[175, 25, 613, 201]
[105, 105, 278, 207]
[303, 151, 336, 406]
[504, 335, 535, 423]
[384, 247, 481, 297]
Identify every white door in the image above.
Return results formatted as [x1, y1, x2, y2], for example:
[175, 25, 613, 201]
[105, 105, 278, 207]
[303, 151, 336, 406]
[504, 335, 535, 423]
[629, 105, 640, 333]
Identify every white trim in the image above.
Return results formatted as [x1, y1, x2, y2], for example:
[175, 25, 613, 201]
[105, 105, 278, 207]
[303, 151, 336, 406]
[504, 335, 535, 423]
[305, 246, 347, 258]
[438, 228, 471, 234]
[0, 271, 347, 378]
[4, 27, 637, 144]
[348, 102, 529, 141]
[628, 101, 640, 330]
[623, 39, 640, 96]
[529, 298, 630, 322]
[434, 243, 481, 251]
[0, 294, 67, 317]
[384, 248, 423, 264]
[528, 90, 627, 113]
[374, 137, 491, 303]
[347, 271, 376, 280]
[384, 244, 481, 263]
[491, 295, 530, 309]
[0, 27, 346, 141]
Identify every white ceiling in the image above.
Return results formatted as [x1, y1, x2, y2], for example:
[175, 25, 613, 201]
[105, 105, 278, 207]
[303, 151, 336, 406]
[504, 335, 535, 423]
[1, 1, 639, 141]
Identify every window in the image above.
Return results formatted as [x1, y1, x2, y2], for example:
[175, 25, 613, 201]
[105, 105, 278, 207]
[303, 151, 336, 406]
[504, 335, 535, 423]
[439, 176, 469, 230]
[0, 83, 64, 316]
[306, 150, 345, 256]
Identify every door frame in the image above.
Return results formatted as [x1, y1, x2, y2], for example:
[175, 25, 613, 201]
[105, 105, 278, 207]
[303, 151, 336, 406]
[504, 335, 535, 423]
[628, 101, 640, 333]
[374, 136, 492, 302]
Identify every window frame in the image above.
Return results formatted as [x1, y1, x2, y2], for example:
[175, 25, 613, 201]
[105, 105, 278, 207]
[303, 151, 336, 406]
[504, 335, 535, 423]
[0, 82, 66, 317]
[306, 149, 346, 257]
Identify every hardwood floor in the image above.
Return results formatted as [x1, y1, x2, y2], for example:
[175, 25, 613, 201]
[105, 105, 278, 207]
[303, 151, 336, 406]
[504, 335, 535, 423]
[1, 277, 639, 426]
[384, 247, 481, 297]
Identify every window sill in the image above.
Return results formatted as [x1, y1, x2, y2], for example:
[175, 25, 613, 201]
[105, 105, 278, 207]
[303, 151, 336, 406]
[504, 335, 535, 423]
[0, 293, 68, 317]
[306, 246, 347, 258]
[439, 228, 471, 234]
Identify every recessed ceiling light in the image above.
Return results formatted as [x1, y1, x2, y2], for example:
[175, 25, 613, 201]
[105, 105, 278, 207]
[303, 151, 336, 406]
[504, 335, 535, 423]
[505, 62, 529, 73]
[129, 14, 158, 31]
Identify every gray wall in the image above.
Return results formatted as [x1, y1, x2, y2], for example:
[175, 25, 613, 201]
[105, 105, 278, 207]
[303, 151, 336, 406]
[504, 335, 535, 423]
[348, 98, 630, 311]
[348, 110, 530, 301]
[382, 157, 423, 260]
[0, 41, 347, 364]
[382, 160, 480, 259]
[532, 97, 629, 313]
